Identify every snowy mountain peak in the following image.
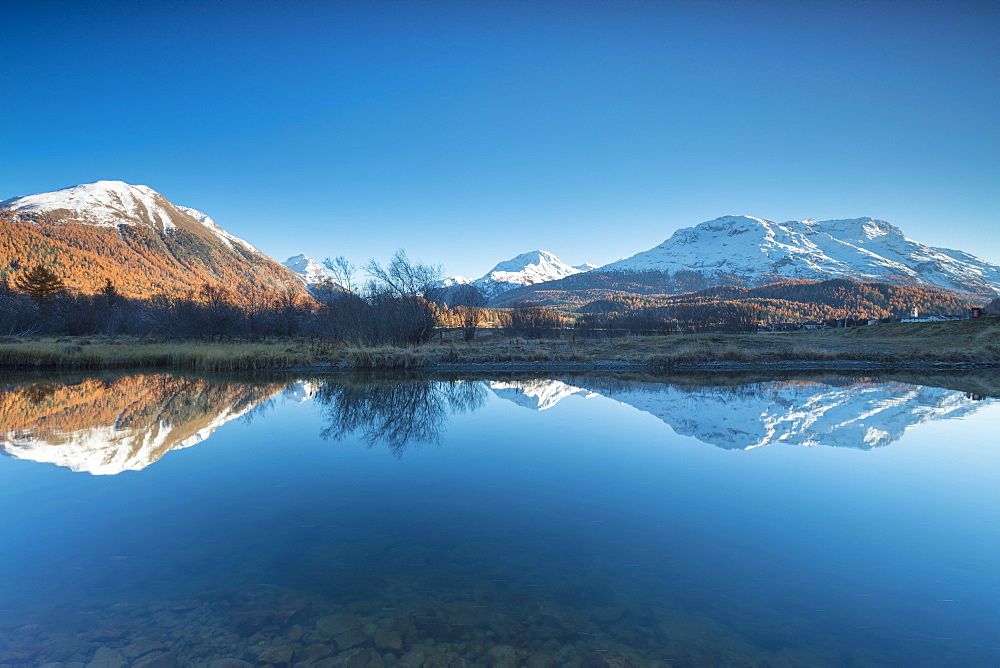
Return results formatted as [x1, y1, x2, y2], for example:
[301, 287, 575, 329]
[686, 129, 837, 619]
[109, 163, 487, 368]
[605, 215, 1000, 298]
[1, 180, 258, 252]
[698, 214, 774, 229]
[456, 249, 591, 298]
[3, 180, 171, 228]
[282, 254, 340, 286]
[487, 250, 568, 275]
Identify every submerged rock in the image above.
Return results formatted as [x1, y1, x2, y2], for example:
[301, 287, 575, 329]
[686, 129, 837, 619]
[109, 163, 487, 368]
[415, 615, 463, 643]
[206, 660, 252, 668]
[395, 649, 425, 667]
[374, 628, 403, 651]
[590, 607, 626, 624]
[316, 613, 367, 650]
[580, 652, 637, 668]
[526, 652, 557, 668]
[255, 644, 294, 667]
[486, 644, 520, 668]
[86, 647, 128, 668]
[313, 647, 384, 667]
[132, 652, 177, 668]
[232, 610, 280, 637]
[296, 642, 334, 663]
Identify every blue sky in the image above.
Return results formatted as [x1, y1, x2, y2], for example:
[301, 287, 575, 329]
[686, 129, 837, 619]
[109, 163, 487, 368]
[2, 0, 998, 278]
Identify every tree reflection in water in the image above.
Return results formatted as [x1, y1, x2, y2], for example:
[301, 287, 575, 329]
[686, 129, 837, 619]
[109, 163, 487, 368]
[314, 378, 486, 456]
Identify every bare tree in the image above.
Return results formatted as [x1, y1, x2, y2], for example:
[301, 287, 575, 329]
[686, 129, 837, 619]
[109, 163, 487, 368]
[358, 250, 444, 344]
[323, 255, 358, 293]
[363, 250, 443, 302]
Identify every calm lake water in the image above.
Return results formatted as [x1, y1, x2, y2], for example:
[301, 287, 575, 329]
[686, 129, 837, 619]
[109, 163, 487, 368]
[1, 371, 998, 667]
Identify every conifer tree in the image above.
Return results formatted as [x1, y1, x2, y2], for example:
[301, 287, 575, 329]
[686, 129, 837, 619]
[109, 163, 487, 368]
[14, 265, 65, 303]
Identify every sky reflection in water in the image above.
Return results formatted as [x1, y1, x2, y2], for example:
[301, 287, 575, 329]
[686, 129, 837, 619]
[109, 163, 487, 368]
[0, 372, 998, 666]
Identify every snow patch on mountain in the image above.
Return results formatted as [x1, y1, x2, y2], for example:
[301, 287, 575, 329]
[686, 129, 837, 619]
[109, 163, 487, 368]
[175, 205, 259, 251]
[604, 215, 1000, 298]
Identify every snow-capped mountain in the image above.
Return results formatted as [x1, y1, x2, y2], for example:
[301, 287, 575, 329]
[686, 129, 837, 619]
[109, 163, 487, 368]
[445, 250, 596, 299]
[0, 180, 304, 297]
[3, 181, 258, 250]
[283, 254, 341, 287]
[488, 377, 993, 450]
[574, 262, 602, 272]
[604, 215, 1000, 298]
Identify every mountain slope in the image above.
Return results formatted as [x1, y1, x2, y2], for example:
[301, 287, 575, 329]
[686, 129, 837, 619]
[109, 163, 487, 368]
[575, 279, 973, 331]
[0, 181, 305, 298]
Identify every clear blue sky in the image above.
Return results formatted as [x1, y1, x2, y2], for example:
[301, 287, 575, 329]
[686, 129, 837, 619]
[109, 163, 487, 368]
[3, 0, 998, 278]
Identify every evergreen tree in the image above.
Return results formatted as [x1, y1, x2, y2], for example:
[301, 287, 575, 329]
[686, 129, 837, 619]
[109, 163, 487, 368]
[100, 277, 120, 305]
[14, 265, 65, 303]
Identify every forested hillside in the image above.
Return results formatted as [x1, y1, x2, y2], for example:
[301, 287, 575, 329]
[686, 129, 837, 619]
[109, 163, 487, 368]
[575, 279, 974, 333]
[0, 210, 304, 298]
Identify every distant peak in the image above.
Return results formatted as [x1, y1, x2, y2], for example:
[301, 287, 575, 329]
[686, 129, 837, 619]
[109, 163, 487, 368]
[697, 215, 774, 228]
[509, 250, 558, 262]
[69, 180, 155, 194]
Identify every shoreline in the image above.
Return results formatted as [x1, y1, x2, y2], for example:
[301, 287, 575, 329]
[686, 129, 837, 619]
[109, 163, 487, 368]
[1, 318, 997, 372]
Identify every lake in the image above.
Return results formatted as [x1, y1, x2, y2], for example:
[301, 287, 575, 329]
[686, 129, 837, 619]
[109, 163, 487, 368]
[1, 371, 998, 667]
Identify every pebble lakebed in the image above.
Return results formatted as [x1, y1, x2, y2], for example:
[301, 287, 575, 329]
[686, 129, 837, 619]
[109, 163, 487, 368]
[0, 579, 838, 668]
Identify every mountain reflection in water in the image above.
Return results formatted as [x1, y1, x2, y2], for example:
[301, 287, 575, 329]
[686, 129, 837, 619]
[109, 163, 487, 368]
[492, 376, 990, 450]
[0, 374, 298, 474]
[0, 373, 994, 473]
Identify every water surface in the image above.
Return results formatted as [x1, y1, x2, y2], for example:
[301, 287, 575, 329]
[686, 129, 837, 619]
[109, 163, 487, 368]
[1, 372, 998, 666]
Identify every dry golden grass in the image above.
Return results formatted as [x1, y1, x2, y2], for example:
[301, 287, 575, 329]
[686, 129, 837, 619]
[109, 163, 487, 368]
[0, 338, 320, 371]
[0, 318, 997, 370]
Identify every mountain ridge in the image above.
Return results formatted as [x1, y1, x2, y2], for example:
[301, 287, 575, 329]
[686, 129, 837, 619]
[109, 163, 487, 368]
[603, 215, 1000, 298]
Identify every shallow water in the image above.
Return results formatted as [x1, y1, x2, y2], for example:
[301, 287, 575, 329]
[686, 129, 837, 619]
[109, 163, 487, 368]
[1, 372, 998, 667]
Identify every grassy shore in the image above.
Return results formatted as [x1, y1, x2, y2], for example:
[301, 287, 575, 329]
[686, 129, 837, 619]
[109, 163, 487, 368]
[1, 318, 998, 370]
